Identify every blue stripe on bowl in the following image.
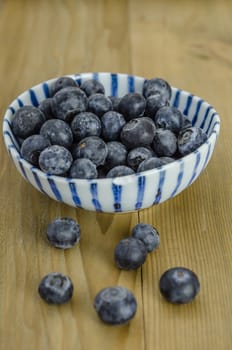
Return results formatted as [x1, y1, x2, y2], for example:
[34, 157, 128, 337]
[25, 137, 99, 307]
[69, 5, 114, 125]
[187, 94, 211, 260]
[187, 151, 201, 186]
[135, 175, 146, 210]
[206, 112, 217, 135]
[31, 168, 46, 193]
[202, 142, 211, 170]
[29, 89, 39, 106]
[17, 98, 24, 107]
[183, 94, 193, 116]
[153, 169, 166, 204]
[68, 181, 82, 207]
[192, 99, 203, 126]
[90, 183, 102, 212]
[173, 89, 180, 108]
[3, 118, 12, 127]
[111, 73, 118, 96]
[8, 106, 16, 114]
[42, 82, 50, 98]
[17, 157, 29, 181]
[47, 177, 62, 201]
[93, 72, 99, 81]
[170, 161, 184, 198]
[112, 183, 122, 212]
[4, 130, 21, 151]
[128, 75, 135, 92]
[200, 105, 211, 129]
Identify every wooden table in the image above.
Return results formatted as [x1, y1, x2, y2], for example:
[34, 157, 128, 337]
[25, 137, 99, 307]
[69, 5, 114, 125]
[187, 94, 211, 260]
[0, 1, 231, 349]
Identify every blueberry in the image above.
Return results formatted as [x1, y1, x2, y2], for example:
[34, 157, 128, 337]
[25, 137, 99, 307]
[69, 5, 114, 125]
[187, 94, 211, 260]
[69, 158, 98, 179]
[21, 135, 51, 166]
[105, 141, 128, 169]
[159, 267, 200, 304]
[154, 106, 185, 134]
[144, 92, 170, 119]
[127, 147, 154, 171]
[132, 223, 160, 253]
[88, 93, 112, 117]
[73, 136, 108, 166]
[181, 117, 193, 130]
[137, 157, 165, 172]
[38, 272, 73, 304]
[38, 98, 54, 119]
[40, 119, 73, 148]
[118, 93, 146, 121]
[80, 79, 105, 96]
[159, 156, 175, 164]
[106, 165, 135, 178]
[96, 165, 108, 179]
[46, 217, 80, 249]
[108, 96, 121, 112]
[178, 127, 207, 156]
[120, 117, 156, 149]
[51, 86, 88, 122]
[143, 77, 172, 100]
[71, 112, 101, 141]
[50, 76, 79, 96]
[94, 286, 137, 325]
[39, 145, 73, 175]
[114, 237, 147, 270]
[152, 129, 177, 157]
[101, 111, 126, 141]
[12, 106, 46, 139]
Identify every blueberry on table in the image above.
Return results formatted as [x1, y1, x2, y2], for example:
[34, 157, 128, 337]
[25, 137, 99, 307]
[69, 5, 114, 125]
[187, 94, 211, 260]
[94, 286, 137, 325]
[159, 267, 200, 304]
[39, 145, 73, 175]
[51, 86, 88, 122]
[106, 165, 135, 178]
[154, 106, 185, 134]
[74, 136, 108, 166]
[132, 223, 160, 253]
[21, 134, 50, 166]
[71, 112, 101, 141]
[178, 126, 207, 156]
[38, 97, 54, 119]
[114, 237, 147, 270]
[143, 77, 172, 100]
[101, 111, 126, 141]
[80, 79, 105, 96]
[144, 92, 170, 119]
[46, 217, 80, 249]
[12, 105, 46, 139]
[50, 76, 79, 96]
[137, 157, 165, 172]
[118, 93, 146, 121]
[40, 119, 73, 148]
[152, 129, 177, 157]
[88, 93, 112, 117]
[127, 147, 154, 171]
[69, 158, 98, 179]
[120, 117, 156, 149]
[105, 141, 128, 169]
[38, 272, 73, 304]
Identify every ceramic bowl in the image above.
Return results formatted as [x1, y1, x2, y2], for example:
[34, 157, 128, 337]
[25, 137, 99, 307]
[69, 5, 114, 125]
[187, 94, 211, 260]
[3, 72, 220, 213]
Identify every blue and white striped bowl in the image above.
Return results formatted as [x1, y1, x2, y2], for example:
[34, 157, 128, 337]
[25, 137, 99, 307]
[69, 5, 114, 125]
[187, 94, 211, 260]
[3, 72, 220, 213]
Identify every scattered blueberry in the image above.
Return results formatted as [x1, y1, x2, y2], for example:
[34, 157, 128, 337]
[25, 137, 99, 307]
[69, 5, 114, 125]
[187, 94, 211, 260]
[152, 129, 177, 157]
[46, 217, 80, 249]
[132, 223, 160, 252]
[38, 98, 54, 119]
[50, 76, 79, 96]
[106, 165, 135, 178]
[12, 105, 46, 138]
[159, 267, 200, 304]
[127, 147, 154, 171]
[38, 272, 73, 304]
[105, 141, 128, 169]
[73, 136, 108, 166]
[101, 111, 126, 141]
[21, 134, 51, 166]
[88, 93, 112, 117]
[51, 86, 88, 122]
[114, 237, 147, 270]
[94, 286, 137, 325]
[80, 79, 105, 96]
[144, 92, 170, 119]
[137, 157, 165, 172]
[178, 126, 207, 156]
[118, 93, 146, 121]
[69, 158, 98, 179]
[40, 119, 73, 148]
[120, 117, 156, 149]
[39, 145, 73, 175]
[143, 77, 172, 100]
[154, 106, 185, 134]
[71, 112, 101, 141]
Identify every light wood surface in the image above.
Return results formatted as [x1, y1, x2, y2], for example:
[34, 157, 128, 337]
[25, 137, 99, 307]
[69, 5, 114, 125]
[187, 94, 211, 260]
[0, 1, 231, 349]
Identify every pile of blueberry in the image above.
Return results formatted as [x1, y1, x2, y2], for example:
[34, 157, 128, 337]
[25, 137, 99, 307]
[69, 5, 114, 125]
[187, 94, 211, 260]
[12, 76, 207, 178]
[38, 217, 200, 325]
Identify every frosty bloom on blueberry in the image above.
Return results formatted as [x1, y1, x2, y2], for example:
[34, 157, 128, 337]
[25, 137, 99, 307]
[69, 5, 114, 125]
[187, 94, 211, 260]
[46, 217, 81, 249]
[38, 272, 73, 304]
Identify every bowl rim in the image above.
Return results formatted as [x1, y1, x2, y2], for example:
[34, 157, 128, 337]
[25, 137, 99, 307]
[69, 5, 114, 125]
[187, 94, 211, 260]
[2, 72, 221, 186]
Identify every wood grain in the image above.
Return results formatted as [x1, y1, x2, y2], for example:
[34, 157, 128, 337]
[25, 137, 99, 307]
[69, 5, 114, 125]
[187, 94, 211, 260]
[0, 0, 231, 349]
